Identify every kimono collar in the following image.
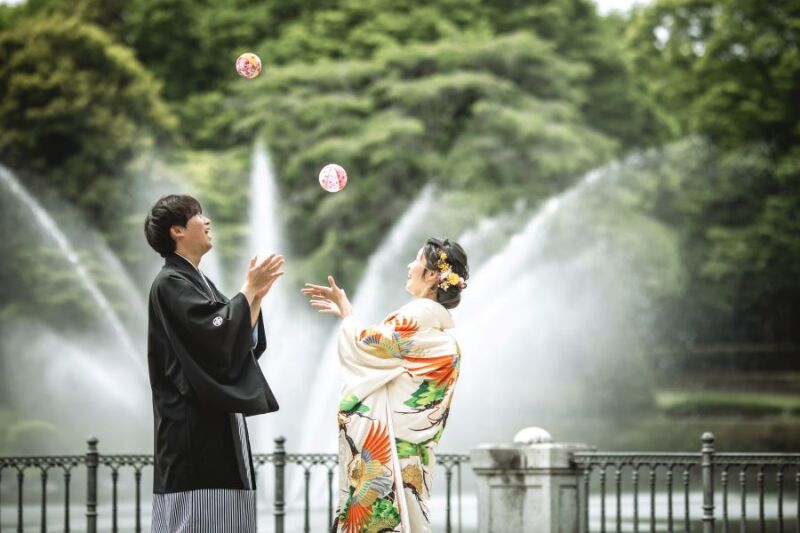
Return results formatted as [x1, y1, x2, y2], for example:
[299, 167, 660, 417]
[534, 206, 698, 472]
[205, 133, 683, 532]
[164, 253, 207, 283]
[408, 297, 455, 330]
[165, 253, 216, 300]
[173, 252, 201, 272]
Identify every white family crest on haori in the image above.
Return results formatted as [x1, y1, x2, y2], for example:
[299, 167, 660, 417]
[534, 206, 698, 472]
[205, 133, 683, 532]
[212, 316, 223, 327]
[334, 297, 460, 533]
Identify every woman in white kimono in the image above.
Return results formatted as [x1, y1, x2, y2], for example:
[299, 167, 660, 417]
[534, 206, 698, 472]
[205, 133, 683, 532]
[303, 238, 469, 533]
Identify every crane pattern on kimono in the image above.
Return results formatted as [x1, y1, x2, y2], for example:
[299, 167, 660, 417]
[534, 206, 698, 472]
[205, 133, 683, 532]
[336, 307, 461, 532]
[358, 314, 460, 415]
[338, 422, 401, 533]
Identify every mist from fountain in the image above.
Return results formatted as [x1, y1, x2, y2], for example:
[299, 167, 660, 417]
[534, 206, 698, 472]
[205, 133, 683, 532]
[444, 160, 678, 450]
[242, 142, 290, 449]
[234, 142, 331, 451]
[453, 198, 530, 273]
[0, 320, 150, 449]
[0, 165, 147, 378]
[246, 140, 289, 322]
[0, 322, 150, 453]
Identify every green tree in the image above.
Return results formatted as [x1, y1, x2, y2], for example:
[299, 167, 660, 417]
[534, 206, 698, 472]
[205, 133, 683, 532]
[481, 0, 670, 148]
[625, 0, 800, 152]
[0, 0, 64, 32]
[623, 0, 800, 344]
[0, 16, 176, 227]
[124, 0, 266, 100]
[258, 0, 489, 65]
[228, 32, 615, 288]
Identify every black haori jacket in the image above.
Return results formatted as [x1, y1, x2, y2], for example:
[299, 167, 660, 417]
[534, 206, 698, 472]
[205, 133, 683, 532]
[147, 253, 279, 493]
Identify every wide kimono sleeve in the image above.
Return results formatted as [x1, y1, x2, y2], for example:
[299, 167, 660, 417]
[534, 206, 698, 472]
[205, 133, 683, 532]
[253, 312, 267, 360]
[153, 274, 278, 415]
[337, 301, 437, 400]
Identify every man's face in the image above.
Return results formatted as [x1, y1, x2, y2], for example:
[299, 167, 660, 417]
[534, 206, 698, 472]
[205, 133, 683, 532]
[172, 213, 212, 255]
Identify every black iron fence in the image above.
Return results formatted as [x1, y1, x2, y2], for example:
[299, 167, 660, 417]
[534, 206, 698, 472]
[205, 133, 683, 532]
[0, 454, 85, 533]
[0, 437, 469, 533]
[572, 433, 800, 533]
[7, 431, 797, 532]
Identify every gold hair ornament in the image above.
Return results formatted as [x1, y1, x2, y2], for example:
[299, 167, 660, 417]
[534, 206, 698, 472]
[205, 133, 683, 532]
[435, 251, 465, 291]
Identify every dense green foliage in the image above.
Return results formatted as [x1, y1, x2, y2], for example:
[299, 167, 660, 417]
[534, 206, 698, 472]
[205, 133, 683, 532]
[0, 0, 799, 451]
[624, 0, 800, 343]
[626, 0, 800, 150]
[233, 32, 615, 283]
[0, 15, 175, 226]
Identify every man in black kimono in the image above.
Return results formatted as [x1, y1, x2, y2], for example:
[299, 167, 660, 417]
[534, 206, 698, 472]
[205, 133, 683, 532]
[144, 194, 283, 532]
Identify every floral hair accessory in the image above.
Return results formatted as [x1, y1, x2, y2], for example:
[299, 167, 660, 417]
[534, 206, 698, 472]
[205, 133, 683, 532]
[435, 251, 465, 291]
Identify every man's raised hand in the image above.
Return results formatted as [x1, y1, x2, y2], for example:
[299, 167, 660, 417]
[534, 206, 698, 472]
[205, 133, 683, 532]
[242, 253, 285, 304]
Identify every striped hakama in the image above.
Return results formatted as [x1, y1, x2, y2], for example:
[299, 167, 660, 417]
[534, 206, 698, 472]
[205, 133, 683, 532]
[151, 414, 256, 532]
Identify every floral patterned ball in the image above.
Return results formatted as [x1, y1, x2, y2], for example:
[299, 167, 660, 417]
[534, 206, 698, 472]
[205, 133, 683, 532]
[319, 164, 348, 193]
[235, 52, 261, 79]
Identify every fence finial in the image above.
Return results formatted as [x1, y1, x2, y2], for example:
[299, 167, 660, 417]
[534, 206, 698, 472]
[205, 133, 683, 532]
[701, 431, 715, 532]
[273, 436, 286, 533]
[86, 437, 99, 533]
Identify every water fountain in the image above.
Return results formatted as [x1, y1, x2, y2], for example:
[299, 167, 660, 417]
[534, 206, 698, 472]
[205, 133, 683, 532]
[241, 141, 294, 449]
[446, 160, 680, 450]
[0, 321, 149, 449]
[0, 164, 152, 452]
[232, 141, 332, 451]
[0, 165, 147, 377]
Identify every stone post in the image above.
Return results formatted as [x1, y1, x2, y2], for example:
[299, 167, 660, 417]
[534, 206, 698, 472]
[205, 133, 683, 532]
[470, 427, 594, 533]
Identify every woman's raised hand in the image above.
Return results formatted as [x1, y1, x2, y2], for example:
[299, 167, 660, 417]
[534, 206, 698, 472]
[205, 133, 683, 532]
[302, 275, 353, 318]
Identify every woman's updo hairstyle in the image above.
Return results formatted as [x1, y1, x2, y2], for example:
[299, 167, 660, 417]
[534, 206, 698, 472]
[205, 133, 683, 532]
[422, 238, 469, 310]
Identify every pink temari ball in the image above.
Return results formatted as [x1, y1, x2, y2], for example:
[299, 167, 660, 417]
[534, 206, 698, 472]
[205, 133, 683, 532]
[235, 52, 262, 79]
[318, 164, 348, 193]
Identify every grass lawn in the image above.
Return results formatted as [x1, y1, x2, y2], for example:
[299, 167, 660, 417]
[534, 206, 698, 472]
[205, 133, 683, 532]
[655, 390, 800, 418]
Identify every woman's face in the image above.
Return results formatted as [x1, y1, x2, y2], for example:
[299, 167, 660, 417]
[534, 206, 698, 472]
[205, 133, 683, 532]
[406, 247, 437, 298]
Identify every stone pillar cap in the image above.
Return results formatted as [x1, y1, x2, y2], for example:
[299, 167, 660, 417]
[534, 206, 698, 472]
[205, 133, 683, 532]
[513, 426, 553, 445]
